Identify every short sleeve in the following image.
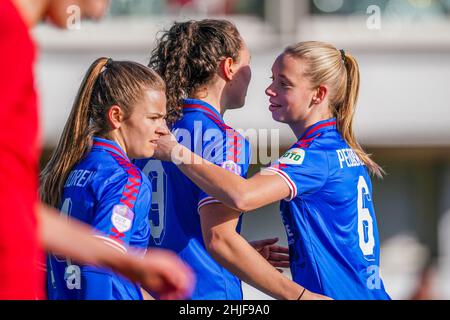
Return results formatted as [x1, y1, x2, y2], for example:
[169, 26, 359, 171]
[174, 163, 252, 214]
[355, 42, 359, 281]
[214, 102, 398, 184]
[93, 168, 146, 253]
[263, 147, 328, 201]
[198, 130, 251, 211]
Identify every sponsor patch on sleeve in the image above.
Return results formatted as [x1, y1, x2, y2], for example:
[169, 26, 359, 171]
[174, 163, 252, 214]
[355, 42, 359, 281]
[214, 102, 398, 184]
[278, 148, 306, 165]
[111, 204, 134, 233]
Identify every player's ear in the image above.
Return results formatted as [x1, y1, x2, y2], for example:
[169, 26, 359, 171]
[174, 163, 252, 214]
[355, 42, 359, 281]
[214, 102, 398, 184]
[220, 57, 235, 82]
[107, 105, 124, 129]
[311, 85, 328, 105]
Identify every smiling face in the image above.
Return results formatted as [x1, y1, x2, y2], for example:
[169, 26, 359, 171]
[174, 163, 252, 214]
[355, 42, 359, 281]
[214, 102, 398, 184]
[119, 89, 167, 159]
[265, 53, 317, 125]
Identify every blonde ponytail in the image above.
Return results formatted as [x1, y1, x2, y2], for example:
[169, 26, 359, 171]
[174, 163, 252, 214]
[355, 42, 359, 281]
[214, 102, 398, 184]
[338, 52, 384, 178]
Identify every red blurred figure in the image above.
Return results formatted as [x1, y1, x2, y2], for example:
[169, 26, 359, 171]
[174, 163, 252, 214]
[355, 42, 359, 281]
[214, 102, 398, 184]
[0, 0, 194, 300]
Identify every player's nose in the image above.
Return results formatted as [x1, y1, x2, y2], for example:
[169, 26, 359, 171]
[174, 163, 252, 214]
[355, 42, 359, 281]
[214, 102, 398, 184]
[265, 85, 276, 97]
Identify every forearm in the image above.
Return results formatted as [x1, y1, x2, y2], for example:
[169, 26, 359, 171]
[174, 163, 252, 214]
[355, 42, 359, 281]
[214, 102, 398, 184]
[39, 203, 142, 282]
[40, 203, 113, 265]
[174, 146, 249, 210]
[173, 146, 287, 212]
[206, 231, 302, 300]
[40, 204, 195, 300]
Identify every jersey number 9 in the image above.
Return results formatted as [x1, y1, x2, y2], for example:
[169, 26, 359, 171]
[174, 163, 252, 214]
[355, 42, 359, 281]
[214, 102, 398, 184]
[142, 160, 167, 245]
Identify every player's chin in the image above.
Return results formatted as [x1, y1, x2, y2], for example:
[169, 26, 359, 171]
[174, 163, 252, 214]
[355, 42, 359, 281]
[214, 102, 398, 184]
[228, 97, 247, 110]
[134, 146, 156, 159]
[271, 111, 288, 124]
[145, 146, 156, 158]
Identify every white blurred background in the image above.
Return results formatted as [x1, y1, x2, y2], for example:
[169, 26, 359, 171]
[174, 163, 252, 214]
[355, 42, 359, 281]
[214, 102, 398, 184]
[33, 0, 450, 300]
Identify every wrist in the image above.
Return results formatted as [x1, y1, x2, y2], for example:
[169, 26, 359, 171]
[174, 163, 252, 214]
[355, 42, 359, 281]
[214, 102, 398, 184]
[106, 250, 142, 283]
[281, 278, 305, 300]
[297, 287, 307, 300]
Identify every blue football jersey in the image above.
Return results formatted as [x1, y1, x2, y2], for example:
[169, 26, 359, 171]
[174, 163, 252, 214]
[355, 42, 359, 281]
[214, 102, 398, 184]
[47, 137, 152, 300]
[264, 118, 390, 300]
[135, 99, 251, 300]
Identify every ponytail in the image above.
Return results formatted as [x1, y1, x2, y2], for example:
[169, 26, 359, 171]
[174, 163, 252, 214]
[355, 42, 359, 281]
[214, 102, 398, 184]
[338, 52, 385, 178]
[41, 58, 165, 208]
[285, 41, 384, 178]
[40, 58, 107, 208]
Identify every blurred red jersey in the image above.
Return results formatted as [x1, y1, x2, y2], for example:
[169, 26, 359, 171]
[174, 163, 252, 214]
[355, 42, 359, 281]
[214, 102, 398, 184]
[0, 0, 44, 299]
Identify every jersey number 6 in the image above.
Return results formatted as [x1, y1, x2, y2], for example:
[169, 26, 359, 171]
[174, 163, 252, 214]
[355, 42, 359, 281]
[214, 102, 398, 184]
[357, 176, 375, 258]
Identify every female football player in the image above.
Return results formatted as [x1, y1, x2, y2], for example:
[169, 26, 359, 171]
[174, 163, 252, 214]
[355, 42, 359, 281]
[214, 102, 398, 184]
[40, 57, 184, 300]
[154, 41, 391, 300]
[135, 20, 328, 300]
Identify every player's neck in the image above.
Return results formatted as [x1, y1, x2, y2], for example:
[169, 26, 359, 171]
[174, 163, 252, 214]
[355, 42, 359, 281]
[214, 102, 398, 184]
[192, 89, 224, 117]
[289, 112, 334, 140]
[12, 0, 50, 28]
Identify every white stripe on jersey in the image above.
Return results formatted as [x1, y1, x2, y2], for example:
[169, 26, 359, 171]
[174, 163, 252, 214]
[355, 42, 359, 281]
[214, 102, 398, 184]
[94, 235, 127, 254]
[263, 167, 298, 201]
[198, 196, 222, 212]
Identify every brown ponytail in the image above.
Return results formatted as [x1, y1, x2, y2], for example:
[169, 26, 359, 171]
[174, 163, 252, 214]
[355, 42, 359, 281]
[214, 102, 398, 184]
[149, 19, 242, 126]
[40, 57, 165, 208]
[285, 41, 384, 178]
